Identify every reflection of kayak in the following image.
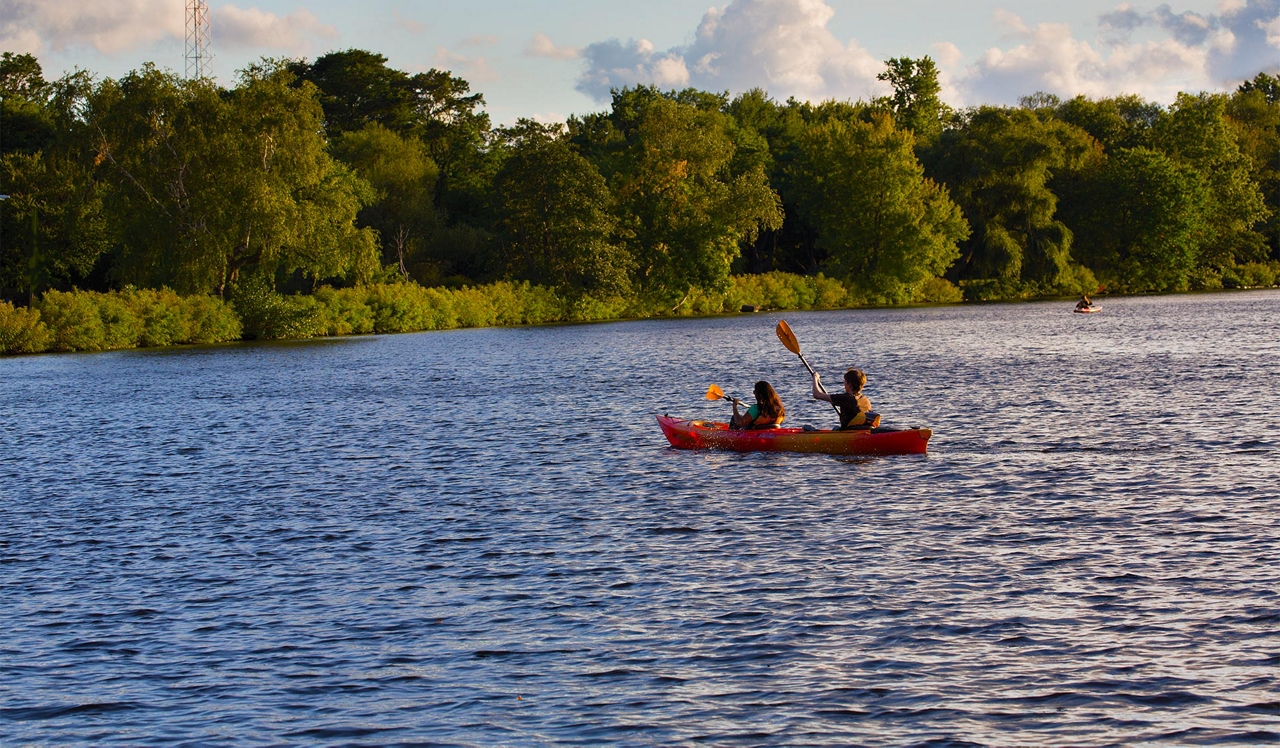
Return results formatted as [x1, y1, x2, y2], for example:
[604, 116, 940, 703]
[1074, 306, 1102, 313]
[657, 415, 931, 456]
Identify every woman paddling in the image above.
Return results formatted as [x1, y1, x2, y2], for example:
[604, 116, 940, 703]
[730, 381, 786, 430]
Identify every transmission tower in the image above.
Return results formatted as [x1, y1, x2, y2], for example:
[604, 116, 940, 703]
[185, 0, 213, 80]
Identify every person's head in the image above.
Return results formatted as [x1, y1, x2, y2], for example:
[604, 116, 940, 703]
[753, 380, 784, 418]
[844, 368, 866, 394]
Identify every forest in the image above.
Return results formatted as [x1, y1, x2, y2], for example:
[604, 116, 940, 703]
[2, 49, 1278, 353]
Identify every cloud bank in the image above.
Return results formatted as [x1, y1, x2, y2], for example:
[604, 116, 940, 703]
[0, 0, 337, 59]
[576, 0, 887, 102]
[576, 0, 1280, 107]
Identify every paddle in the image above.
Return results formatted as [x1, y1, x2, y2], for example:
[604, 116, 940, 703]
[776, 320, 840, 416]
[705, 383, 745, 407]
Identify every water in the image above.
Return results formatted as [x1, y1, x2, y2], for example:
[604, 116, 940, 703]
[2, 290, 1279, 746]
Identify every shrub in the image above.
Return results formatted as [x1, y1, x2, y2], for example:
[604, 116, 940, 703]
[912, 277, 963, 304]
[0, 301, 52, 355]
[181, 295, 243, 343]
[39, 290, 108, 351]
[314, 286, 375, 336]
[1223, 261, 1279, 289]
[232, 279, 326, 340]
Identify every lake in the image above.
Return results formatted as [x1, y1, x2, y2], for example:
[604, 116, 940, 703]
[2, 290, 1279, 746]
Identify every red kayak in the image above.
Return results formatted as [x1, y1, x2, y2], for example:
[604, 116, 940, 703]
[657, 415, 931, 456]
[1074, 305, 1102, 313]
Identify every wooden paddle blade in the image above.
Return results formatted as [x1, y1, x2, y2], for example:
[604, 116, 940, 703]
[776, 320, 801, 355]
[705, 384, 725, 401]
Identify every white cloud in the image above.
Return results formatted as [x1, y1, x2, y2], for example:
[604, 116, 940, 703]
[954, 13, 1214, 105]
[576, 0, 886, 102]
[434, 46, 499, 83]
[0, 0, 337, 58]
[950, 2, 1280, 106]
[526, 33, 580, 60]
[0, 0, 183, 55]
[214, 6, 337, 54]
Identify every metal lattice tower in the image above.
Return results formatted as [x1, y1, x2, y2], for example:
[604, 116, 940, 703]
[185, 0, 212, 80]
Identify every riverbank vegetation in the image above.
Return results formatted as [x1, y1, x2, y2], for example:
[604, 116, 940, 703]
[2, 49, 1278, 355]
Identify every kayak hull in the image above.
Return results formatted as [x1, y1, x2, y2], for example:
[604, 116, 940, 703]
[656, 415, 931, 456]
[1074, 306, 1102, 313]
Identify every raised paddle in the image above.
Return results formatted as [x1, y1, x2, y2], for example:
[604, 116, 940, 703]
[775, 320, 840, 416]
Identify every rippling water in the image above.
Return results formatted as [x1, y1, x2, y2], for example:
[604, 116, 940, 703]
[3, 290, 1279, 746]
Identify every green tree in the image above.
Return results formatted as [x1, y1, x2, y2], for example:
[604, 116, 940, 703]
[1062, 148, 1208, 291]
[877, 56, 947, 146]
[1051, 94, 1160, 154]
[1229, 78, 1280, 260]
[580, 87, 782, 308]
[330, 123, 439, 278]
[492, 120, 630, 300]
[789, 114, 968, 302]
[927, 106, 1096, 288]
[89, 63, 378, 295]
[1, 52, 56, 156]
[1153, 92, 1269, 268]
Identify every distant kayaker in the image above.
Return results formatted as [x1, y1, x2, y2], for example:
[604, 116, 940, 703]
[812, 368, 881, 430]
[730, 380, 786, 430]
[1075, 294, 1093, 311]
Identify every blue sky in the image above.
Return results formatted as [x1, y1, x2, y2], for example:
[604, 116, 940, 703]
[4, 0, 1279, 124]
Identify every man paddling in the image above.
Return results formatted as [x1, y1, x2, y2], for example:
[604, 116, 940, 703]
[811, 368, 880, 430]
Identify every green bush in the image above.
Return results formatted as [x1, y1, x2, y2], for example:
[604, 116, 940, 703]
[232, 279, 326, 340]
[912, 277, 963, 304]
[39, 290, 109, 351]
[0, 301, 52, 354]
[1223, 261, 1279, 289]
[181, 295, 242, 343]
[125, 288, 188, 347]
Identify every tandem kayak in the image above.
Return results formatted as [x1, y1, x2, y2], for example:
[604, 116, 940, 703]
[657, 415, 931, 456]
[1074, 306, 1102, 313]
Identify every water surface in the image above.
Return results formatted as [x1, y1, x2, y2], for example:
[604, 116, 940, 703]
[2, 291, 1279, 746]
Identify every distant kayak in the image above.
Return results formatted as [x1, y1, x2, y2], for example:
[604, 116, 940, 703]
[1074, 306, 1102, 314]
[657, 415, 931, 456]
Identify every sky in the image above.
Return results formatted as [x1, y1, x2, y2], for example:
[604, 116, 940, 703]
[3, 0, 1279, 124]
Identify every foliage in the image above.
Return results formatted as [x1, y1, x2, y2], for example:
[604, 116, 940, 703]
[575, 87, 783, 308]
[877, 56, 947, 145]
[492, 120, 631, 300]
[31, 288, 240, 352]
[330, 122, 440, 276]
[0, 300, 52, 354]
[928, 106, 1097, 287]
[1153, 93, 1270, 268]
[83, 63, 379, 296]
[790, 114, 969, 303]
[1062, 148, 1208, 292]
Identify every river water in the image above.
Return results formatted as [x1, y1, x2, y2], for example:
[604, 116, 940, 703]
[2, 290, 1279, 746]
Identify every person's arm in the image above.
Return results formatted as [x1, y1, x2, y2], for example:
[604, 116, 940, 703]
[811, 371, 833, 402]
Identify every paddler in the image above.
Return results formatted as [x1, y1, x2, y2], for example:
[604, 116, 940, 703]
[730, 380, 786, 430]
[811, 368, 881, 430]
[1075, 294, 1092, 311]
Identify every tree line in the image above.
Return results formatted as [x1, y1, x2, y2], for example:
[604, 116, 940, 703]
[3, 49, 1278, 317]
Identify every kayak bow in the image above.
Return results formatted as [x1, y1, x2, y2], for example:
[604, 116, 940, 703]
[656, 415, 931, 456]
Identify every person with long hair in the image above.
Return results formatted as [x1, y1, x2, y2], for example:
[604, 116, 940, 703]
[730, 380, 786, 430]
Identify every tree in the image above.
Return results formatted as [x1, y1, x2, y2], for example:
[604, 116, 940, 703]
[1153, 92, 1270, 268]
[1, 52, 56, 156]
[492, 120, 630, 300]
[927, 107, 1097, 288]
[88, 63, 378, 295]
[877, 57, 947, 146]
[1, 67, 110, 302]
[330, 123, 439, 278]
[1062, 148, 1208, 291]
[580, 87, 783, 308]
[788, 114, 968, 302]
[1051, 94, 1160, 154]
[1229, 79, 1280, 260]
